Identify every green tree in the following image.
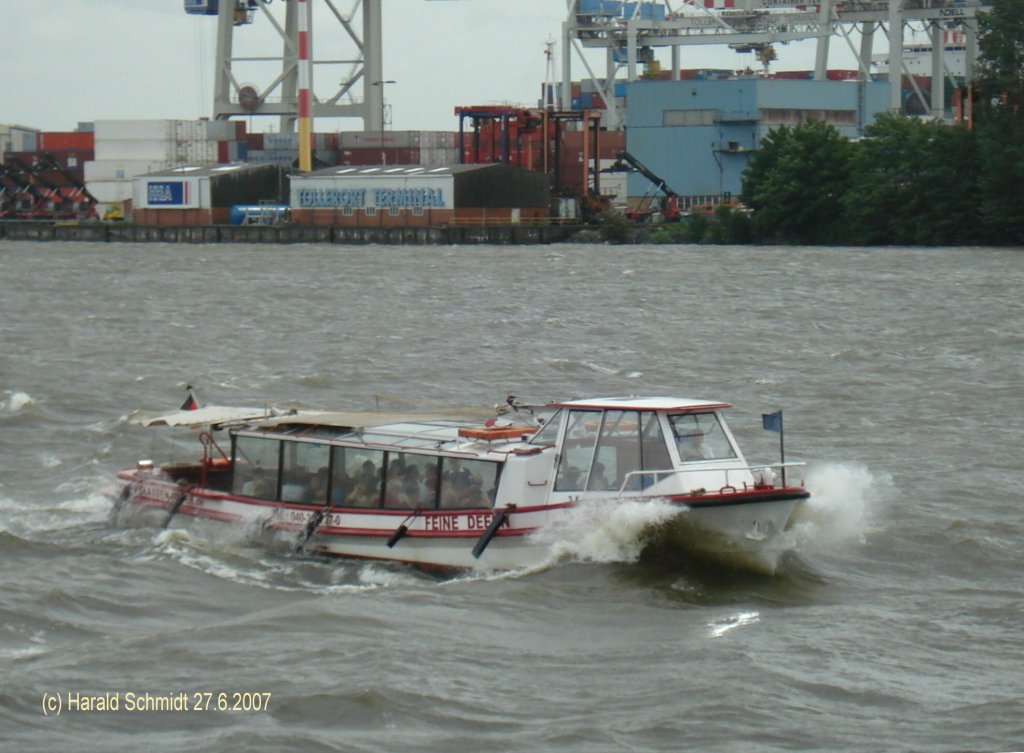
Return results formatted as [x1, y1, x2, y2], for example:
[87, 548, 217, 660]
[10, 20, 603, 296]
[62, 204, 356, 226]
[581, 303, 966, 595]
[741, 120, 854, 244]
[843, 113, 980, 245]
[974, 0, 1024, 244]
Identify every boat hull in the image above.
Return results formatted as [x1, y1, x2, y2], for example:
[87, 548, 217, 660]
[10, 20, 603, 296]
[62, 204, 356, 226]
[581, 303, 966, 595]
[110, 469, 808, 573]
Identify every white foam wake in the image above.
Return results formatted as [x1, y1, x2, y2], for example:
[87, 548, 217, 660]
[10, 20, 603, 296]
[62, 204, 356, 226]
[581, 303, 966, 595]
[784, 462, 889, 554]
[531, 497, 681, 565]
[2, 390, 35, 412]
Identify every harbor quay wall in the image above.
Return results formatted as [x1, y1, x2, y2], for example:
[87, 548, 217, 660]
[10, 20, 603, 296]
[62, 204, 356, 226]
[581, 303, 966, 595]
[0, 221, 580, 246]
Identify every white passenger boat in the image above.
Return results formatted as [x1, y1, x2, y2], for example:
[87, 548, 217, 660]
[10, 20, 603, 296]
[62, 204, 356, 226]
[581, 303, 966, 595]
[110, 396, 810, 573]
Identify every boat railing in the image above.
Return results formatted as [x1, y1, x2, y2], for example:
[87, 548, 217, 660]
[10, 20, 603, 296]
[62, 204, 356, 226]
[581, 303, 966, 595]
[617, 462, 807, 497]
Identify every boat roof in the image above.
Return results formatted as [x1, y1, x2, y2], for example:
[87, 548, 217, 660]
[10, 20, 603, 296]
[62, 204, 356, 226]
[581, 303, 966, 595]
[130, 406, 281, 427]
[549, 397, 731, 412]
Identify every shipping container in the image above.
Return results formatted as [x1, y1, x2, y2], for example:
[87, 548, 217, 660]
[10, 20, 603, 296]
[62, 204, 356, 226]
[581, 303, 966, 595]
[85, 180, 134, 203]
[85, 160, 176, 182]
[94, 119, 208, 142]
[94, 138, 219, 163]
[39, 131, 95, 151]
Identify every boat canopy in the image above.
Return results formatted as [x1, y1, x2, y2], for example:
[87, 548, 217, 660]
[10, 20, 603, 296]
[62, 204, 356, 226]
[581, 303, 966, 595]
[129, 406, 282, 428]
[549, 397, 732, 412]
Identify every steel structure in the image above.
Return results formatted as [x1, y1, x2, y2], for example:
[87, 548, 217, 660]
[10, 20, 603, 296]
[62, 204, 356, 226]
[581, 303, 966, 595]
[562, 0, 991, 127]
[192, 0, 384, 133]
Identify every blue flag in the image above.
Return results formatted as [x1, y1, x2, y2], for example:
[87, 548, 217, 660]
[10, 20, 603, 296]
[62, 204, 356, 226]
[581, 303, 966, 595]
[762, 410, 783, 433]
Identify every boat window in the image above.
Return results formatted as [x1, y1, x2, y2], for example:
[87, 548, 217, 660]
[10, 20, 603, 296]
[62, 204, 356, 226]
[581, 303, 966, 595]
[381, 453, 440, 510]
[669, 413, 737, 462]
[528, 409, 562, 446]
[587, 410, 639, 492]
[232, 435, 281, 500]
[280, 441, 330, 504]
[554, 410, 602, 491]
[331, 447, 384, 508]
[438, 457, 501, 509]
[640, 412, 673, 482]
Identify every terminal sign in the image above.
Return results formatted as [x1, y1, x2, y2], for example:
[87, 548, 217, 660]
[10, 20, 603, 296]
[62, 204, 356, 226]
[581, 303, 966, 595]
[297, 185, 446, 210]
[147, 181, 188, 206]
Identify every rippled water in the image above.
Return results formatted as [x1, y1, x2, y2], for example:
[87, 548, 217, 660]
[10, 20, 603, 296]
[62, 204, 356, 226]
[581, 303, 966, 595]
[1, 241, 1022, 752]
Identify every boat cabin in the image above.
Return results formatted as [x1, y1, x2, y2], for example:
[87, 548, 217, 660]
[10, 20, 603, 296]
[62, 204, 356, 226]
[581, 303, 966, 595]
[220, 397, 752, 511]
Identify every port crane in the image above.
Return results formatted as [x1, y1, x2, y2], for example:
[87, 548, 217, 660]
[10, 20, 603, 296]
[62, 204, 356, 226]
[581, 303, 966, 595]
[563, 0, 992, 125]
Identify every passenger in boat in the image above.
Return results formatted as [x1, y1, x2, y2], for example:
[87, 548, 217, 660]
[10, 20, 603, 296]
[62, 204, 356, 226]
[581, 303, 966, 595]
[422, 465, 439, 506]
[384, 463, 405, 507]
[679, 431, 710, 461]
[331, 469, 353, 505]
[347, 478, 379, 508]
[589, 461, 612, 491]
[306, 468, 329, 504]
[281, 469, 309, 502]
[399, 465, 424, 508]
[444, 459, 473, 491]
[242, 467, 270, 498]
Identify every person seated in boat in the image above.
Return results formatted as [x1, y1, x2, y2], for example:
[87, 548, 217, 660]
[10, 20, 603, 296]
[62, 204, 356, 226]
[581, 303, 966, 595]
[306, 468, 329, 504]
[398, 465, 424, 508]
[589, 461, 612, 491]
[281, 469, 309, 502]
[679, 431, 710, 462]
[358, 460, 379, 489]
[383, 463, 405, 507]
[331, 469, 353, 505]
[444, 459, 473, 491]
[347, 478, 379, 508]
[422, 465, 439, 507]
[459, 476, 489, 508]
[242, 467, 270, 497]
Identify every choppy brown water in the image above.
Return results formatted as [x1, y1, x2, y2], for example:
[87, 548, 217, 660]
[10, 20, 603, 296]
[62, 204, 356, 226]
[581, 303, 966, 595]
[1, 241, 1022, 752]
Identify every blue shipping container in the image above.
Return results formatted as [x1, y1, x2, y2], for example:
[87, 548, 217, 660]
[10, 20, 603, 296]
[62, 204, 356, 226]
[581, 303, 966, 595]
[184, 0, 218, 15]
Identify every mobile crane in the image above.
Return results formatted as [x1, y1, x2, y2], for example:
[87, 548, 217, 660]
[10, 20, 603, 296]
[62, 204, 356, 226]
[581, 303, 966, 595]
[606, 150, 681, 222]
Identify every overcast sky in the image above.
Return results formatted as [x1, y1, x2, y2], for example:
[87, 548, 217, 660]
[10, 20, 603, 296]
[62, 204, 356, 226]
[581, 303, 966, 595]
[2, 0, 864, 135]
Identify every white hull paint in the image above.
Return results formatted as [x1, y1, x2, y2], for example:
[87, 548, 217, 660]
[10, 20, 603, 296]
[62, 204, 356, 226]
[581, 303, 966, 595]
[112, 472, 807, 573]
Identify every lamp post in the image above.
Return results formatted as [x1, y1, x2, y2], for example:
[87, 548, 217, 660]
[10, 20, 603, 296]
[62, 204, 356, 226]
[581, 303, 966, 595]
[372, 79, 396, 165]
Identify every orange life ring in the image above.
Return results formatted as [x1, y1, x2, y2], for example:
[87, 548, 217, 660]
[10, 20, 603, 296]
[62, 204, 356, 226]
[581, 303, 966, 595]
[458, 426, 537, 441]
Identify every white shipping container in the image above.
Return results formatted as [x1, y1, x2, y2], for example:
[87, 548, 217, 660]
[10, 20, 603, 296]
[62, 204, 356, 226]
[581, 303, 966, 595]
[94, 139, 219, 163]
[338, 130, 426, 149]
[85, 179, 134, 203]
[247, 150, 296, 166]
[94, 119, 195, 142]
[598, 172, 628, 206]
[419, 147, 460, 166]
[264, 132, 299, 150]
[84, 159, 175, 182]
[204, 120, 237, 141]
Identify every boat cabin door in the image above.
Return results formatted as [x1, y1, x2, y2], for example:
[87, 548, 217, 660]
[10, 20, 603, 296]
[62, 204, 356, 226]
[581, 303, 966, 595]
[544, 408, 674, 503]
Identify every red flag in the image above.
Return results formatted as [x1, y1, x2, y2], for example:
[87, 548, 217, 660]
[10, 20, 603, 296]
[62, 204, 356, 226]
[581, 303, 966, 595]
[180, 386, 199, 411]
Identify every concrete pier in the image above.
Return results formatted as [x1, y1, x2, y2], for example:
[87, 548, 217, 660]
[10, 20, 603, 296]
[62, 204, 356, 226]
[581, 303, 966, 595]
[0, 221, 581, 245]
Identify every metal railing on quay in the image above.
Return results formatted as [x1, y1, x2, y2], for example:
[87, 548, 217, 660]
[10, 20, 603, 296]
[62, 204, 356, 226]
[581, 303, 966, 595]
[448, 217, 578, 227]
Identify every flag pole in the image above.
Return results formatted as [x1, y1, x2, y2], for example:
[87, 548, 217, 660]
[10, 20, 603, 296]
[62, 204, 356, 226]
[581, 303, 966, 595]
[779, 412, 786, 487]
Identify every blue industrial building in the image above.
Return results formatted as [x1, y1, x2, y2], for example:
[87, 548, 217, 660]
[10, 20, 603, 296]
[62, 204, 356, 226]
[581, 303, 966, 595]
[623, 78, 891, 209]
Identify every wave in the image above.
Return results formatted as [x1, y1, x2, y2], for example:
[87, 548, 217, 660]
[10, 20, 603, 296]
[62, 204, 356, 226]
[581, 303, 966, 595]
[782, 461, 889, 556]
[2, 390, 36, 412]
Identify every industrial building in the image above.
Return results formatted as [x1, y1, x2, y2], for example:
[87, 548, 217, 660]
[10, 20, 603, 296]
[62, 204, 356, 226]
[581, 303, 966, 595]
[132, 163, 287, 226]
[290, 164, 550, 227]
[622, 77, 890, 209]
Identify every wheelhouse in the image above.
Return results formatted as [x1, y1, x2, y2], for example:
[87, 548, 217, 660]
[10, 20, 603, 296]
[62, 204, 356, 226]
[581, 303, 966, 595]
[531, 397, 751, 496]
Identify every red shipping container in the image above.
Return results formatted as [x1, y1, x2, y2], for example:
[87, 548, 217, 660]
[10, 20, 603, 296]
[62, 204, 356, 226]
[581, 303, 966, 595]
[38, 131, 95, 152]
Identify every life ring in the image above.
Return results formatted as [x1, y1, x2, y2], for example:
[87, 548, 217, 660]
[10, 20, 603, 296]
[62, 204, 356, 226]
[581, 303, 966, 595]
[458, 426, 537, 441]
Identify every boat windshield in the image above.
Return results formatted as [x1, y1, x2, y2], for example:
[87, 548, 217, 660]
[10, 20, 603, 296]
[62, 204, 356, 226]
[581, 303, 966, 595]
[668, 412, 736, 462]
[528, 409, 563, 446]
